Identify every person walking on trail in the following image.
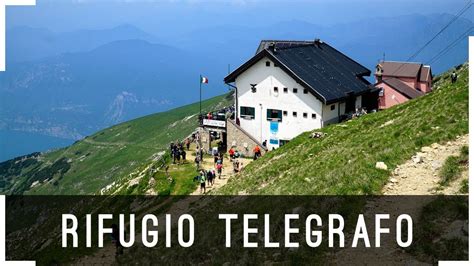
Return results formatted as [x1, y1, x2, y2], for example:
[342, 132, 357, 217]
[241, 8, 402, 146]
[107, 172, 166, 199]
[180, 145, 186, 161]
[216, 160, 223, 179]
[175, 147, 181, 165]
[229, 147, 235, 159]
[253, 145, 261, 160]
[233, 159, 240, 173]
[207, 169, 214, 186]
[199, 171, 207, 194]
[194, 156, 200, 171]
[185, 138, 191, 150]
[213, 148, 219, 164]
[451, 71, 458, 84]
[172, 146, 177, 164]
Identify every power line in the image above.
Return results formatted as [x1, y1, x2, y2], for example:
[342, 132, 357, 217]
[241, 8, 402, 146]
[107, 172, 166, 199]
[406, 0, 472, 62]
[427, 27, 473, 64]
[390, 0, 473, 75]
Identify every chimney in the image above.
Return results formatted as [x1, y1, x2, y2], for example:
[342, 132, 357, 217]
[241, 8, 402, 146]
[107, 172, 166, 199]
[314, 38, 322, 48]
[268, 42, 277, 53]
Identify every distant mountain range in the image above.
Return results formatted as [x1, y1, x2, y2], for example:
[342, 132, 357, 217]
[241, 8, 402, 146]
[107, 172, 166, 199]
[0, 13, 471, 161]
[6, 24, 157, 63]
[0, 39, 206, 140]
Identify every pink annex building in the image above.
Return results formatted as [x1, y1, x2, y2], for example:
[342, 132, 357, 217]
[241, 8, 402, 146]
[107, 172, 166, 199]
[375, 61, 432, 109]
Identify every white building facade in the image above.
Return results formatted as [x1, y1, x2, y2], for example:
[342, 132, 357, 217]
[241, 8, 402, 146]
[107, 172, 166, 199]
[225, 40, 376, 150]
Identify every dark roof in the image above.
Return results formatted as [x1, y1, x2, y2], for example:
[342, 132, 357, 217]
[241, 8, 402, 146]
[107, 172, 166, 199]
[256, 40, 314, 54]
[420, 66, 432, 82]
[225, 40, 372, 104]
[379, 78, 424, 99]
[376, 61, 423, 78]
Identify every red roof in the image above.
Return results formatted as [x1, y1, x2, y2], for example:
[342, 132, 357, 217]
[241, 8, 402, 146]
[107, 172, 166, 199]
[378, 78, 424, 100]
[376, 61, 422, 78]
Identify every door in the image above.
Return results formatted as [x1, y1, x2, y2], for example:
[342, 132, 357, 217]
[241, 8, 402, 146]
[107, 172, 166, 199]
[345, 93, 356, 113]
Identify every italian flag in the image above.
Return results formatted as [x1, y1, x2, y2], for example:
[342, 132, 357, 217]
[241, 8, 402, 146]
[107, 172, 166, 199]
[201, 76, 209, 84]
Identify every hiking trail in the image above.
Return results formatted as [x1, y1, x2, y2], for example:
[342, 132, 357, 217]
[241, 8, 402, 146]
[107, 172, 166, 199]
[332, 135, 468, 265]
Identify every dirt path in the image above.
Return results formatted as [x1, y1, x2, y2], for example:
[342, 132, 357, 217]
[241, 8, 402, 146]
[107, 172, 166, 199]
[333, 135, 469, 265]
[383, 134, 468, 195]
[74, 143, 253, 264]
[188, 147, 252, 195]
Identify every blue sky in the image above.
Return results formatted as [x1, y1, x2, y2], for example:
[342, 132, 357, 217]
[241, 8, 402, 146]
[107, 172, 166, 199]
[7, 0, 473, 34]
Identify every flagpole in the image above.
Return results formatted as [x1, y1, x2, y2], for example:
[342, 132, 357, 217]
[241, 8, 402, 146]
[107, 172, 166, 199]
[199, 75, 202, 118]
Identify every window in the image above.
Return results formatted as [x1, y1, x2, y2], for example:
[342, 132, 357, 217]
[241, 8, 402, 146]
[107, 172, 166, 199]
[267, 109, 282, 122]
[303, 112, 308, 118]
[283, 87, 288, 93]
[379, 88, 384, 97]
[303, 89, 308, 94]
[293, 111, 297, 117]
[312, 113, 317, 119]
[274, 63, 278, 67]
[283, 111, 288, 116]
[293, 88, 298, 93]
[240, 106, 255, 119]
[274, 87, 278, 93]
[250, 84, 257, 93]
[330, 104, 335, 111]
[265, 61, 271, 67]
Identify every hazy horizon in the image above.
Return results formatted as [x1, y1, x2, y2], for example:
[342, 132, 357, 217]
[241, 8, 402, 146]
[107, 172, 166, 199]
[7, 0, 473, 35]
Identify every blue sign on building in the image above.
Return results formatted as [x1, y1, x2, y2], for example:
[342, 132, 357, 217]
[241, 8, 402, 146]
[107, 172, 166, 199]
[270, 122, 279, 134]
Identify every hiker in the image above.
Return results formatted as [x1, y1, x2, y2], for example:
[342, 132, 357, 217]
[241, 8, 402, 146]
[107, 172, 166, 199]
[181, 146, 186, 161]
[111, 224, 124, 256]
[207, 169, 214, 186]
[169, 142, 174, 153]
[200, 171, 206, 193]
[194, 156, 200, 171]
[253, 145, 261, 160]
[216, 161, 223, 179]
[172, 147, 177, 164]
[175, 147, 181, 164]
[185, 138, 191, 150]
[451, 71, 458, 83]
[213, 148, 219, 164]
[229, 147, 235, 159]
[233, 159, 240, 173]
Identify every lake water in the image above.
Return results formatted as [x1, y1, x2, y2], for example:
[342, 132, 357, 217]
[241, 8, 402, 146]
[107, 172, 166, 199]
[0, 130, 74, 162]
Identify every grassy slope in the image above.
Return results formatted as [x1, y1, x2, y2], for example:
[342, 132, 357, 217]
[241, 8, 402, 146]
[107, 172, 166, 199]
[216, 64, 469, 195]
[1, 93, 233, 195]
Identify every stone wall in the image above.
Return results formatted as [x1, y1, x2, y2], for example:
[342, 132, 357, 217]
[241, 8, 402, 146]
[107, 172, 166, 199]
[226, 119, 266, 158]
[197, 126, 212, 153]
